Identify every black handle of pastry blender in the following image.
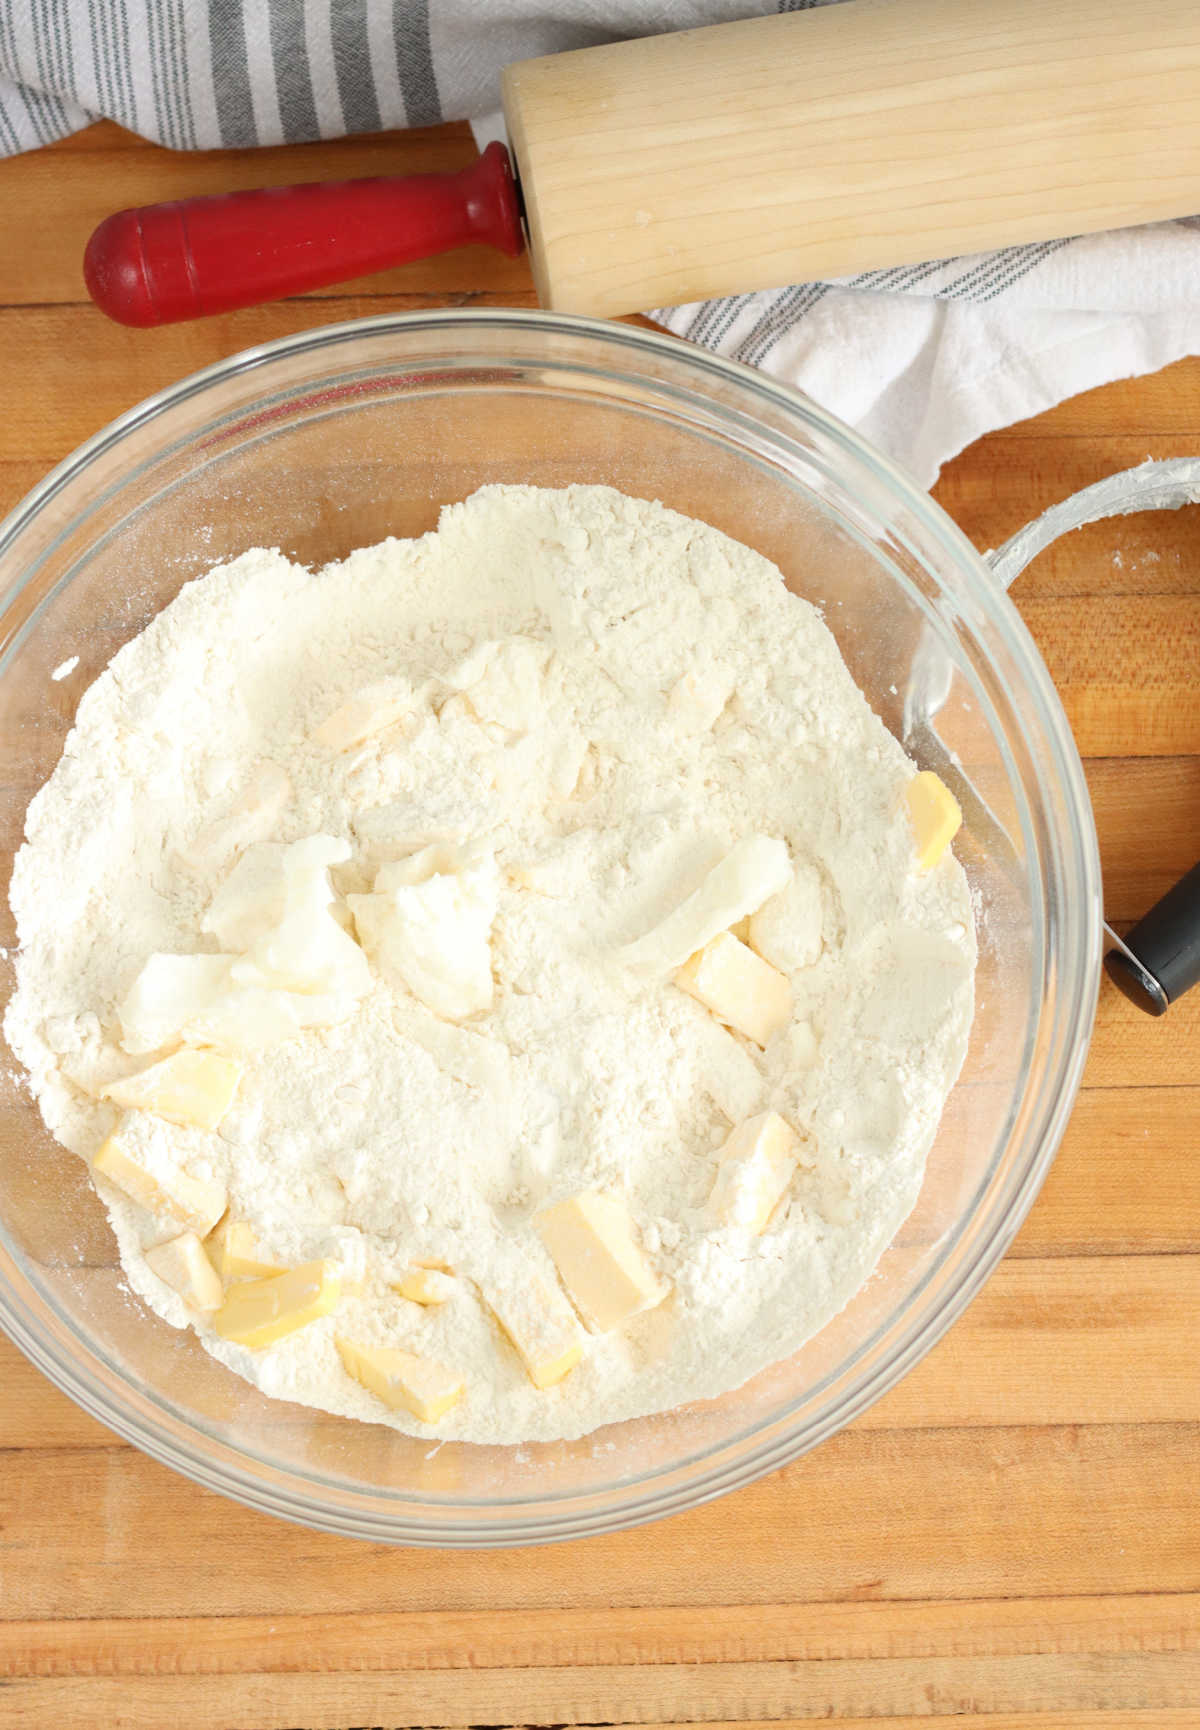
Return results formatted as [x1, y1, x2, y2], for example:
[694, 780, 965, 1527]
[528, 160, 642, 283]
[1105, 861, 1200, 1016]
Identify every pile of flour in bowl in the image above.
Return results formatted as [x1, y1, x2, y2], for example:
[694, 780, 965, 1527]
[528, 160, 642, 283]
[5, 484, 975, 1444]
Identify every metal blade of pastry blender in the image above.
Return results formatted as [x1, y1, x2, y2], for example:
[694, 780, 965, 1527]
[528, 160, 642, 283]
[902, 459, 1200, 990]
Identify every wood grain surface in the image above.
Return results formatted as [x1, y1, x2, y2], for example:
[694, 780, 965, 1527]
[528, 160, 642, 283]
[0, 122, 1198, 1730]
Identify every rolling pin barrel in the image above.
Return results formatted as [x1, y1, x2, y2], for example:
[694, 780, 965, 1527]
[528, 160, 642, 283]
[502, 0, 1200, 316]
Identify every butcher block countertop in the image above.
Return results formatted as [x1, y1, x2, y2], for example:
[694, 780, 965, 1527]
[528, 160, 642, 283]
[0, 122, 1198, 1730]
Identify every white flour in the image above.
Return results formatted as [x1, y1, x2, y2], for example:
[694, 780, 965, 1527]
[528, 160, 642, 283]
[6, 485, 975, 1444]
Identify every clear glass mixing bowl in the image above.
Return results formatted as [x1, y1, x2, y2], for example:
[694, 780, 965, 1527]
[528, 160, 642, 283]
[0, 311, 1100, 1545]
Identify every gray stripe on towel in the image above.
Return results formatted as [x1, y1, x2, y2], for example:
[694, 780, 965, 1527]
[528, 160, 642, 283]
[269, 0, 320, 142]
[393, 0, 441, 128]
[207, 0, 257, 146]
[332, 0, 381, 136]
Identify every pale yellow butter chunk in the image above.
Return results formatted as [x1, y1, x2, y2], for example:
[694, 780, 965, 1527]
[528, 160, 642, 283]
[621, 835, 792, 975]
[213, 1259, 341, 1348]
[311, 678, 417, 752]
[484, 1273, 584, 1389]
[208, 1215, 285, 1283]
[144, 1231, 224, 1312]
[92, 1123, 227, 1237]
[710, 1111, 805, 1234]
[535, 1191, 669, 1333]
[101, 1048, 243, 1132]
[904, 770, 962, 871]
[393, 1266, 456, 1306]
[336, 1336, 465, 1423]
[675, 931, 793, 1047]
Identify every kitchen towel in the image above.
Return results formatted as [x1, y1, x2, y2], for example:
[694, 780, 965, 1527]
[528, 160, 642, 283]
[3, 0, 1199, 486]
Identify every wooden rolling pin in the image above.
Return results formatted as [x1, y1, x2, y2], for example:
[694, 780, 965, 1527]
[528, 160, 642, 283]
[85, 0, 1200, 326]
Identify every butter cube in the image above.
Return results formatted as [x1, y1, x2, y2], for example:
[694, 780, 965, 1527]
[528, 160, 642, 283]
[485, 1272, 584, 1389]
[208, 1215, 285, 1282]
[144, 1231, 223, 1312]
[336, 1336, 465, 1423]
[904, 771, 962, 871]
[535, 1191, 669, 1333]
[676, 931, 793, 1047]
[393, 1265, 456, 1306]
[622, 835, 792, 975]
[101, 1049, 243, 1131]
[311, 678, 417, 752]
[213, 1259, 341, 1348]
[92, 1121, 227, 1237]
[710, 1111, 804, 1233]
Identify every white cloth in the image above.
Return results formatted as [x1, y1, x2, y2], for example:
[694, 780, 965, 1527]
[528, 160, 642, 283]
[653, 223, 1200, 486]
[4, 0, 1199, 485]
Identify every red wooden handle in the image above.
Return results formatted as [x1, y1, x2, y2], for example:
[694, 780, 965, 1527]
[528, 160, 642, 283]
[83, 141, 524, 328]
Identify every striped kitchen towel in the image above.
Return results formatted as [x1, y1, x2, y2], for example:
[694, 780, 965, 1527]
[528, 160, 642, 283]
[3, 0, 1200, 486]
